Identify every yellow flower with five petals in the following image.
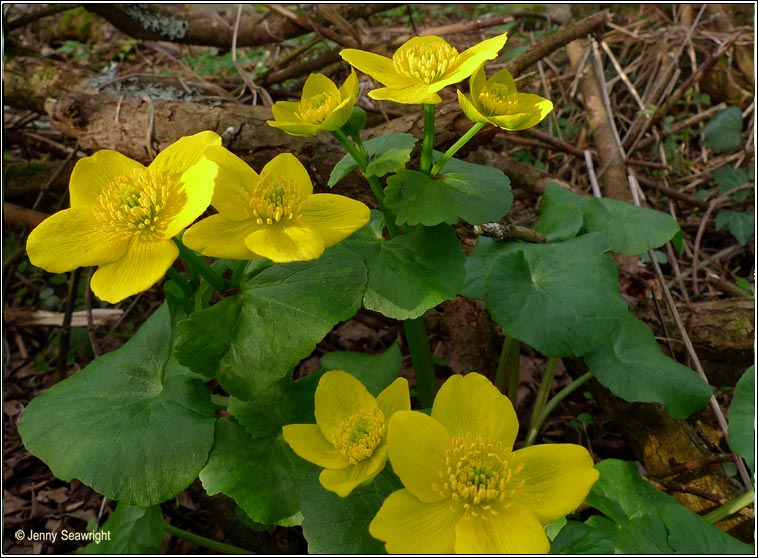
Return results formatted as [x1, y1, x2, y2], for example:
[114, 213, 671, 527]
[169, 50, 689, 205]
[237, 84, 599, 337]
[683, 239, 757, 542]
[369, 373, 599, 554]
[340, 33, 508, 105]
[267, 71, 359, 137]
[26, 131, 221, 303]
[183, 149, 370, 263]
[282, 370, 411, 497]
[458, 65, 553, 130]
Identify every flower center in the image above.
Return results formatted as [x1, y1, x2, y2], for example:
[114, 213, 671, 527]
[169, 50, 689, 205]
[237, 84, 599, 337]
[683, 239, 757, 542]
[241, 177, 306, 225]
[91, 168, 185, 241]
[332, 408, 386, 465]
[478, 83, 518, 116]
[393, 42, 459, 84]
[437, 433, 523, 518]
[296, 91, 340, 124]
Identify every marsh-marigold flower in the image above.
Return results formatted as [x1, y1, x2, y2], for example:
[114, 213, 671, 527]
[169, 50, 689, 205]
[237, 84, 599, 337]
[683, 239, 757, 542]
[370, 373, 599, 554]
[458, 65, 553, 130]
[267, 71, 359, 137]
[26, 131, 221, 303]
[282, 370, 410, 497]
[340, 34, 508, 105]
[182, 149, 370, 263]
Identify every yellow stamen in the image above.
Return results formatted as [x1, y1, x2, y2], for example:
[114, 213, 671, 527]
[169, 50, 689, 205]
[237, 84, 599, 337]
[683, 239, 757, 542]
[393, 42, 459, 84]
[332, 408, 386, 465]
[296, 91, 341, 124]
[478, 83, 518, 116]
[239, 177, 306, 226]
[91, 168, 185, 241]
[435, 433, 523, 519]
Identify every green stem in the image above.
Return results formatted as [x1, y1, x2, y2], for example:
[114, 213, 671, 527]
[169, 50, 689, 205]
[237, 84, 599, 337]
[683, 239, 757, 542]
[330, 129, 399, 237]
[173, 236, 230, 293]
[420, 104, 436, 174]
[230, 260, 247, 289]
[494, 336, 520, 402]
[524, 371, 594, 447]
[163, 523, 252, 554]
[702, 490, 755, 524]
[210, 394, 230, 408]
[166, 268, 194, 299]
[525, 357, 560, 446]
[431, 121, 487, 175]
[403, 317, 437, 409]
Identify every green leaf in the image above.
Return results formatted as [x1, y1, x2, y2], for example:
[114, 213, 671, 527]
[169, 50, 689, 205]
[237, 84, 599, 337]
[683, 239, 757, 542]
[320, 343, 402, 397]
[728, 366, 755, 472]
[175, 246, 367, 399]
[534, 180, 588, 241]
[702, 106, 743, 153]
[715, 210, 755, 246]
[550, 520, 615, 554]
[583, 197, 681, 255]
[343, 212, 465, 320]
[384, 156, 512, 226]
[200, 417, 314, 525]
[79, 504, 163, 554]
[18, 304, 216, 506]
[300, 467, 402, 554]
[485, 234, 627, 356]
[584, 312, 712, 418]
[328, 133, 417, 187]
[712, 167, 751, 202]
[583, 459, 754, 554]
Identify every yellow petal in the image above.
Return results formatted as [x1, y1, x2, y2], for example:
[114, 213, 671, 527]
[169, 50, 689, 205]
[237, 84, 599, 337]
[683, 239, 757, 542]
[68, 150, 144, 208]
[183, 215, 260, 260]
[89, 238, 178, 303]
[338, 70, 359, 101]
[386, 410, 449, 503]
[281, 424, 347, 469]
[488, 94, 554, 131]
[457, 90, 488, 124]
[261, 153, 313, 196]
[203, 145, 260, 221]
[301, 72, 339, 98]
[298, 193, 370, 248]
[453, 501, 549, 554]
[267, 119, 322, 138]
[431, 373, 519, 448]
[487, 67, 517, 95]
[150, 130, 221, 178]
[340, 49, 416, 90]
[369, 489, 461, 554]
[510, 443, 599, 524]
[163, 156, 218, 238]
[314, 370, 378, 442]
[468, 64, 487, 98]
[319, 444, 387, 497]
[455, 32, 509, 75]
[368, 85, 442, 105]
[26, 208, 128, 273]
[243, 223, 325, 262]
[376, 377, 411, 421]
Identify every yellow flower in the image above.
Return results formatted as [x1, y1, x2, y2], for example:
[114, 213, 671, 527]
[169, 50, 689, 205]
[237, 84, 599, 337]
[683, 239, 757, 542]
[267, 71, 359, 137]
[340, 33, 508, 105]
[370, 373, 599, 554]
[282, 370, 410, 497]
[458, 65, 553, 130]
[25, 131, 221, 303]
[183, 149, 369, 263]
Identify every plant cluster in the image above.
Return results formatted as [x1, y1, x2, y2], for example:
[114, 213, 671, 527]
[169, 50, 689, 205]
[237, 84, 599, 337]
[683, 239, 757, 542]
[19, 32, 754, 554]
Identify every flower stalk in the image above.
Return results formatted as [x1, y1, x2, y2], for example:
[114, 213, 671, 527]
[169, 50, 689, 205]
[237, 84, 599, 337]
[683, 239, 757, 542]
[430, 121, 486, 175]
[173, 236, 230, 293]
[420, 104, 436, 174]
[525, 356, 561, 446]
